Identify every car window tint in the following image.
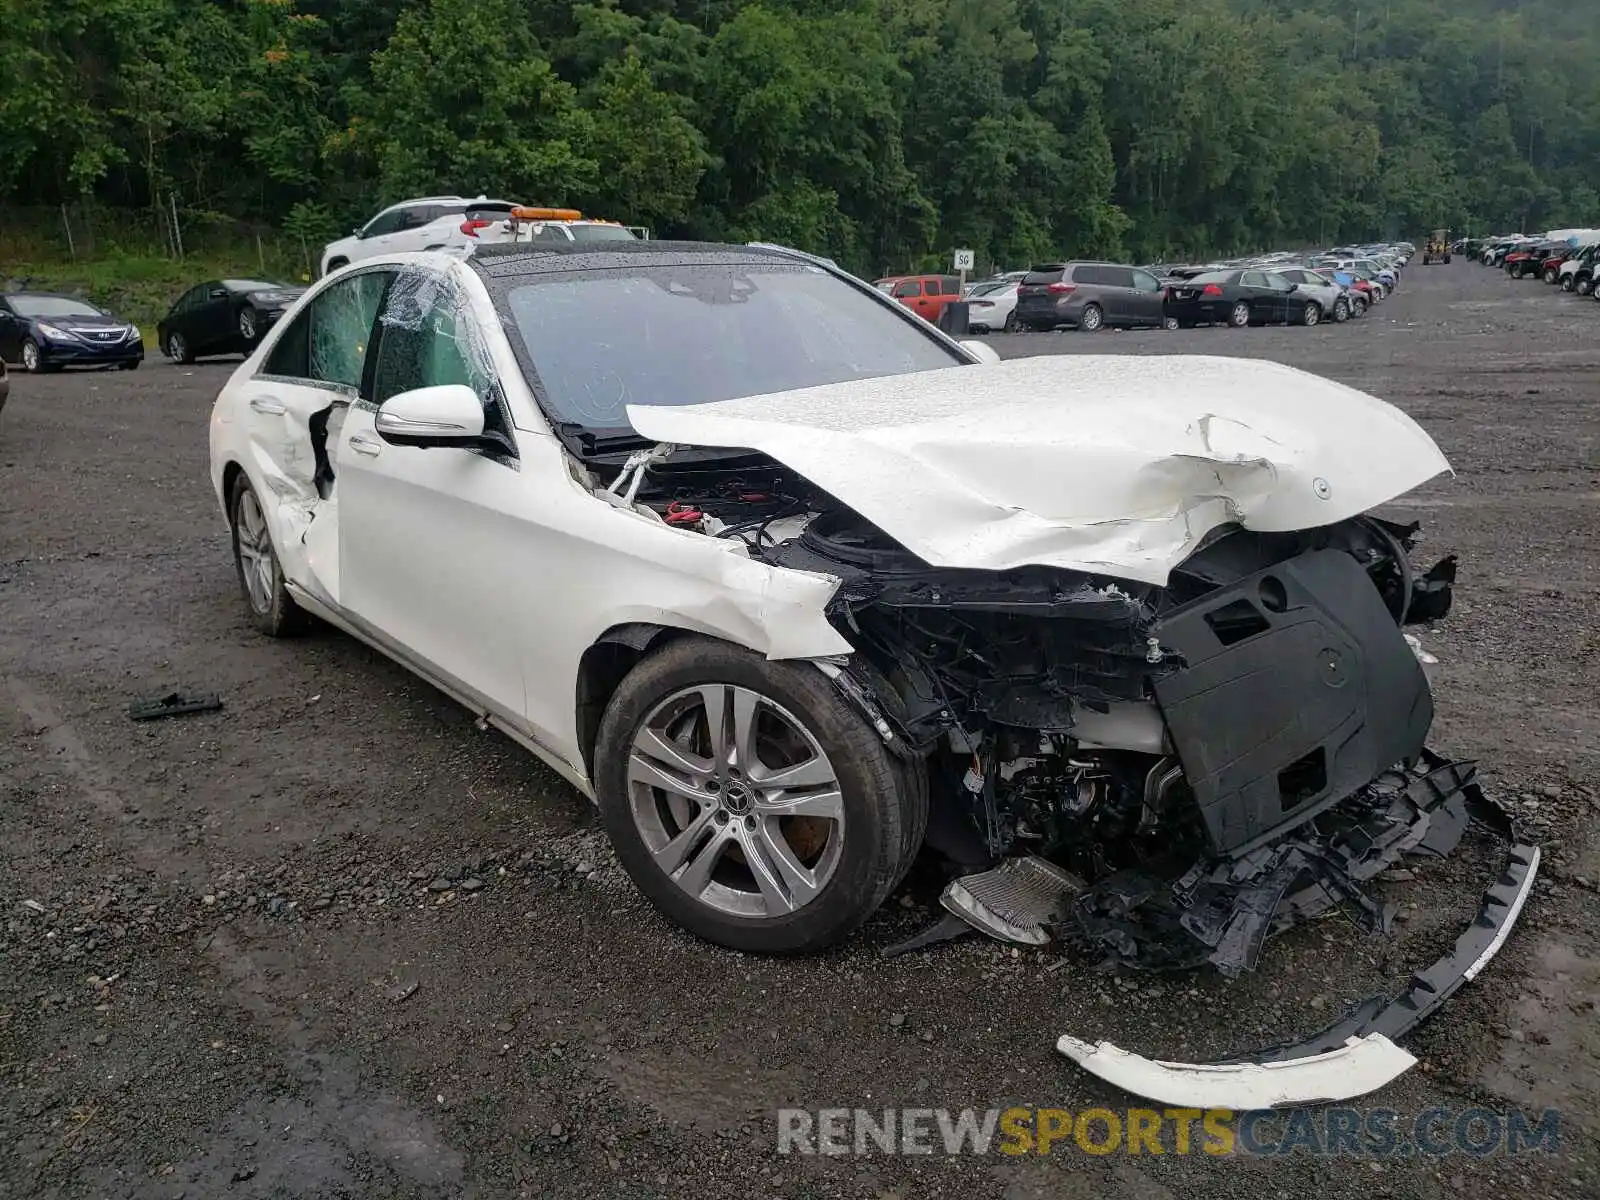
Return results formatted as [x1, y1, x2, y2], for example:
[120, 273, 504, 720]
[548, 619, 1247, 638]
[501, 263, 960, 428]
[891, 280, 920, 297]
[1241, 271, 1267, 287]
[373, 273, 495, 404]
[363, 209, 405, 238]
[393, 208, 432, 231]
[1022, 267, 1064, 285]
[264, 271, 390, 386]
[1131, 270, 1160, 292]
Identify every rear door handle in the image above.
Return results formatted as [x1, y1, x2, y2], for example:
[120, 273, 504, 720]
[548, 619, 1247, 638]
[249, 396, 286, 415]
[348, 434, 382, 456]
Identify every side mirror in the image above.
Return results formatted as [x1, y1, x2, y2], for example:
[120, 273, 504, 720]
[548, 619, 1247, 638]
[352, 226, 365, 238]
[959, 340, 1001, 364]
[374, 384, 486, 447]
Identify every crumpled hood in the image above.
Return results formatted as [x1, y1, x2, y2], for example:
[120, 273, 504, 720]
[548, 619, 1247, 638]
[626, 355, 1452, 585]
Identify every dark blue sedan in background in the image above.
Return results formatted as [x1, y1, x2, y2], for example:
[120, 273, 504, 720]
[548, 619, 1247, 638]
[0, 292, 144, 372]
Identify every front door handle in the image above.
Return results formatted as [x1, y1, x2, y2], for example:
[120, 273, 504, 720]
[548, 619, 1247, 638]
[249, 396, 286, 415]
[348, 434, 382, 456]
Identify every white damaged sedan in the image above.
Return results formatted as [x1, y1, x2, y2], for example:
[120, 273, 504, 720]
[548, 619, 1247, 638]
[209, 242, 1535, 1107]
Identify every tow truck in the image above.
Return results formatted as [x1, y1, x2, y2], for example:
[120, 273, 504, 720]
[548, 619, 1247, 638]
[462, 206, 648, 249]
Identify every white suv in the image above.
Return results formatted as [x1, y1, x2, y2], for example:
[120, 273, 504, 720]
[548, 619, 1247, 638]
[319, 197, 518, 277]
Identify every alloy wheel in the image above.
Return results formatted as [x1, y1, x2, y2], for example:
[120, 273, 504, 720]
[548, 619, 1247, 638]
[1080, 304, 1103, 332]
[239, 309, 257, 341]
[626, 684, 845, 919]
[168, 333, 186, 361]
[234, 489, 276, 616]
[21, 340, 40, 372]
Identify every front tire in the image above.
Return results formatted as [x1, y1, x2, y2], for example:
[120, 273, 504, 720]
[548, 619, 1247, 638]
[1332, 297, 1349, 322]
[593, 636, 926, 954]
[21, 339, 54, 373]
[230, 473, 309, 638]
[239, 307, 259, 343]
[1581, 278, 1595, 297]
[1078, 303, 1104, 332]
[1544, 267, 1559, 285]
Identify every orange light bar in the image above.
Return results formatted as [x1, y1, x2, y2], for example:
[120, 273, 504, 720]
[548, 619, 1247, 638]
[511, 206, 583, 221]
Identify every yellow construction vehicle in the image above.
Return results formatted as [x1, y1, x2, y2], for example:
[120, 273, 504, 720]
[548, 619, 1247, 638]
[1421, 229, 1452, 265]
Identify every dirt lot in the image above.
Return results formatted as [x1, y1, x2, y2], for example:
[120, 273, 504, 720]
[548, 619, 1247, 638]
[2, 262, 1597, 1199]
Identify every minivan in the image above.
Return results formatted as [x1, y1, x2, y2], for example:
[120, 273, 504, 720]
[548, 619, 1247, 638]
[1014, 262, 1168, 331]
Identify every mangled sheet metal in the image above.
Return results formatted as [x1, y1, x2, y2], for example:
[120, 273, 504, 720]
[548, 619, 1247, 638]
[626, 355, 1453, 584]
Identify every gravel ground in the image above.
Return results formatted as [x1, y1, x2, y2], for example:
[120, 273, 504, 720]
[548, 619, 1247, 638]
[1, 262, 1597, 1199]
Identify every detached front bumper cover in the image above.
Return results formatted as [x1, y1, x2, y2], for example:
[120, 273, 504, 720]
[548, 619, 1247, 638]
[1058, 834, 1540, 1108]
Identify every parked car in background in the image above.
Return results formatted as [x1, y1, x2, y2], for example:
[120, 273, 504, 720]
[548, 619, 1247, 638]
[1561, 244, 1600, 293]
[0, 292, 144, 372]
[874, 274, 965, 325]
[157, 279, 306, 364]
[964, 279, 1020, 332]
[1164, 268, 1319, 327]
[1503, 241, 1557, 279]
[320, 197, 520, 276]
[1311, 268, 1371, 315]
[1266, 268, 1352, 322]
[1014, 262, 1168, 331]
[1538, 246, 1575, 283]
[964, 270, 1028, 295]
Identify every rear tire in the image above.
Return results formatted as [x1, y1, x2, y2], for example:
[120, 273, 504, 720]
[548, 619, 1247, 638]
[166, 332, 194, 364]
[593, 636, 926, 954]
[1162, 315, 1180, 331]
[1002, 311, 1019, 333]
[1544, 267, 1559, 284]
[1078, 303, 1104, 332]
[1581, 278, 1595, 297]
[1228, 300, 1250, 328]
[239, 307, 260, 343]
[1332, 298, 1349, 322]
[1300, 301, 1321, 327]
[230, 472, 310, 638]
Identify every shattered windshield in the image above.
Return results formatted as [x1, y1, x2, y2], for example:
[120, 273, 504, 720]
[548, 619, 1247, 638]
[499, 263, 961, 429]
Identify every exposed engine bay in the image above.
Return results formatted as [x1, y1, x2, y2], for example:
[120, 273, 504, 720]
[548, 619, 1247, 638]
[618, 448, 1521, 985]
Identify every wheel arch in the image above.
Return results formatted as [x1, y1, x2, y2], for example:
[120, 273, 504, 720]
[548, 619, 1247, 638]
[574, 623, 692, 779]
